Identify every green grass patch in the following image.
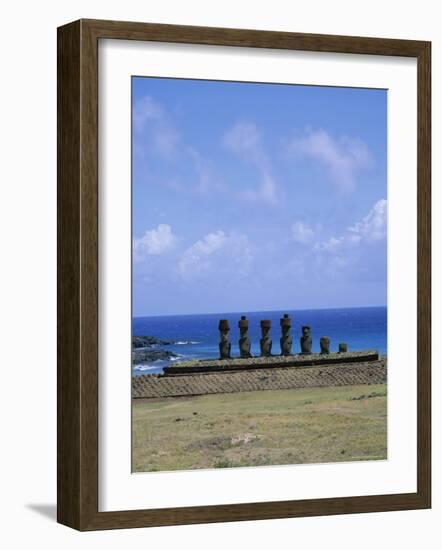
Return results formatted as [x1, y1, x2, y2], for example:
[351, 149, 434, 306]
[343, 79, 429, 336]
[132, 384, 387, 472]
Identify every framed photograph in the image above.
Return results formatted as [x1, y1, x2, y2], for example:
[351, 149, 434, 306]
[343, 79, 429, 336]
[57, 19, 431, 530]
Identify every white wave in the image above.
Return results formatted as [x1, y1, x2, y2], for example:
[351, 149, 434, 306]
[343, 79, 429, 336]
[174, 340, 201, 345]
[133, 365, 162, 372]
[133, 354, 185, 368]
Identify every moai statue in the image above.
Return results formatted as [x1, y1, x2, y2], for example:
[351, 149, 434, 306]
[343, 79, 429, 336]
[238, 316, 252, 358]
[320, 337, 330, 354]
[300, 326, 312, 354]
[260, 320, 273, 357]
[338, 342, 348, 353]
[218, 319, 231, 359]
[280, 313, 293, 356]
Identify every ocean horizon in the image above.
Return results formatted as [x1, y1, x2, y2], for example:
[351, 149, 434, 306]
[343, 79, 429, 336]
[132, 306, 387, 376]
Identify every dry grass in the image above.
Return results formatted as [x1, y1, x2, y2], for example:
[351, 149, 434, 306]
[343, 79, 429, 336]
[132, 384, 387, 472]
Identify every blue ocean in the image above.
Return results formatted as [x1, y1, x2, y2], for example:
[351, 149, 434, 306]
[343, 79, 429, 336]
[132, 306, 387, 376]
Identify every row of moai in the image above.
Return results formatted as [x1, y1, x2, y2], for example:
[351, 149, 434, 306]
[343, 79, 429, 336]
[218, 314, 348, 360]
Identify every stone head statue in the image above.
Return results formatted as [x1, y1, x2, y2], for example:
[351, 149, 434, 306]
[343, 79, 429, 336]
[280, 313, 292, 356]
[238, 315, 252, 358]
[261, 319, 271, 337]
[218, 319, 231, 359]
[280, 314, 291, 334]
[300, 325, 312, 354]
[320, 336, 330, 354]
[239, 315, 248, 335]
[260, 319, 272, 357]
[219, 319, 230, 339]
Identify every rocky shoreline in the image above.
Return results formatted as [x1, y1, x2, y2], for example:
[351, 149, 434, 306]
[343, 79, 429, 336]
[132, 335, 179, 365]
[132, 335, 177, 348]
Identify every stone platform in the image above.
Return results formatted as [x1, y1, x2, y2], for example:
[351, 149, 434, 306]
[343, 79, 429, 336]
[163, 350, 379, 375]
[133, 358, 387, 399]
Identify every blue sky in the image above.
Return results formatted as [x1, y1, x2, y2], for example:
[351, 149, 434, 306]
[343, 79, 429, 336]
[132, 77, 387, 317]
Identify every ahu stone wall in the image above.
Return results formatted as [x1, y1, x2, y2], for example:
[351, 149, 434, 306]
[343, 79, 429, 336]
[133, 359, 387, 399]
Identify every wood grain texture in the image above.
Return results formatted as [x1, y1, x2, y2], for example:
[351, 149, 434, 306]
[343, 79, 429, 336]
[57, 20, 81, 529]
[416, 42, 431, 506]
[83, 18, 427, 56]
[57, 19, 431, 531]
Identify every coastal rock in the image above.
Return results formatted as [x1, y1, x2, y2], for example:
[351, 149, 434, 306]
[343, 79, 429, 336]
[132, 336, 175, 348]
[132, 348, 178, 364]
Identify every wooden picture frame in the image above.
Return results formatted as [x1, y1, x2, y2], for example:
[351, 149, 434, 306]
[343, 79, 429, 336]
[57, 18, 431, 531]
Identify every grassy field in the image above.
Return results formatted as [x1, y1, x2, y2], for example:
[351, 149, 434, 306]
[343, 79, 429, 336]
[132, 384, 387, 472]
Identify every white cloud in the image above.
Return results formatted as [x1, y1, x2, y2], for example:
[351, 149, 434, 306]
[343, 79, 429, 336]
[239, 173, 278, 205]
[315, 199, 387, 253]
[224, 121, 262, 162]
[133, 95, 180, 159]
[187, 147, 225, 194]
[223, 121, 278, 205]
[291, 221, 316, 244]
[315, 236, 344, 253]
[153, 127, 180, 158]
[132, 96, 163, 131]
[288, 128, 372, 191]
[134, 97, 224, 192]
[133, 224, 177, 257]
[178, 230, 253, 281]
[347, 198, 387, 243]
